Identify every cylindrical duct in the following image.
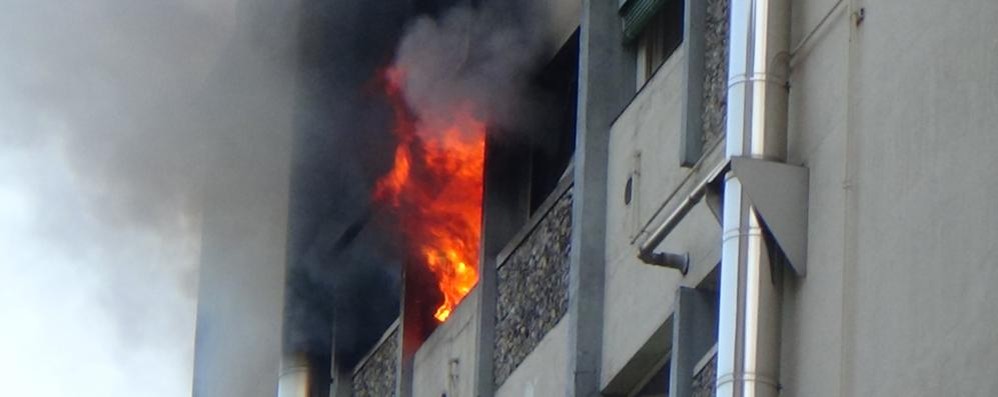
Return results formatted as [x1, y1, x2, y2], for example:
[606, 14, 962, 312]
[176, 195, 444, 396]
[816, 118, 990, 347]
[278, 354, 312, 397]
[716, 0, 790, 395]
[717, 176, 783, 396]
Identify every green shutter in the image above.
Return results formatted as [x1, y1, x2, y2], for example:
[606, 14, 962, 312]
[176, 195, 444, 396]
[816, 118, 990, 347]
[620, 0, 668, 43]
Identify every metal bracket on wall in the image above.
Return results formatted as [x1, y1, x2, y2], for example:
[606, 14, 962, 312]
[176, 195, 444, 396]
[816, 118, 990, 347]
[703, 181, 724, 224]
[730, 157, 810, 276]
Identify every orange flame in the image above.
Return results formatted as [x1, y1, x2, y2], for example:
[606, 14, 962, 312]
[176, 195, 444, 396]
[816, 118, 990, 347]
[374, 67, 484, 322]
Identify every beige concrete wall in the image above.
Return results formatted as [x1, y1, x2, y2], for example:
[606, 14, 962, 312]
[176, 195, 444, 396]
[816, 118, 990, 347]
[495, 319, 570, 397]
[780, 0, 851, 396]
[412, 288, 480, 397]
[603, 46, 685, 390]
[602, 45, 723, 391]
[784, 0, 998, 396]
[844, 1, 998, 395]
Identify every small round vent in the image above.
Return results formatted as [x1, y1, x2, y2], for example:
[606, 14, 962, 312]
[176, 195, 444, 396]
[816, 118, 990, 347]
[624, 176, 633, 205]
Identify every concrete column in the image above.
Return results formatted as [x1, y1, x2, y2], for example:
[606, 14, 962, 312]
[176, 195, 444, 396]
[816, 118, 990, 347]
[669, 287, 718, 397]
[474, 138, 532, 396]
[680, 0, 708, 166]
[568, 1, 635, 396]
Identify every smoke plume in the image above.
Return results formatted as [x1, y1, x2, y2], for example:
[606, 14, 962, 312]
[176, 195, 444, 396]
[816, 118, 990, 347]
[393, 0, 554, 137]
[285, 0, 562, 373]
[0, 1, 298, 396]
[282, 0, 419, 372]
[0, 0, 569, 394]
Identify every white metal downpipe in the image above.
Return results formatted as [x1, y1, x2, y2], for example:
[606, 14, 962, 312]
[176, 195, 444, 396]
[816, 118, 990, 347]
[716, 0, 790, 396]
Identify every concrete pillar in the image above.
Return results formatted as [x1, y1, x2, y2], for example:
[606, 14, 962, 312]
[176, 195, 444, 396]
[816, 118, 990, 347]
[680, 0, 708, 166]
[568, 1, 635, 396]
[474, 137, 532, 397]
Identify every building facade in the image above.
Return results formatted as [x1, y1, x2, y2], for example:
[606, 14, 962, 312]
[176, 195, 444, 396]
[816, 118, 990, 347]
[348, 0, 998, 396]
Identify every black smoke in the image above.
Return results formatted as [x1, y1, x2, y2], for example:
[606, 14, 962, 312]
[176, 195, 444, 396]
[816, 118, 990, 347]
[283, 0, 556, 374]
[282, 0, 465, 372]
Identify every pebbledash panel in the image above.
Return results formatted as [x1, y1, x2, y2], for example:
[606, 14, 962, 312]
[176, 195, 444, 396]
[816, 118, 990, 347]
[701, 0, 730, 145]
[493, 184, 573, 386]
[351, 323, 400, 397]
[348, 184, 574, 396]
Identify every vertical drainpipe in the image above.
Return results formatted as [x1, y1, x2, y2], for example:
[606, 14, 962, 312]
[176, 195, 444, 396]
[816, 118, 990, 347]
[716, 0, 790, 396]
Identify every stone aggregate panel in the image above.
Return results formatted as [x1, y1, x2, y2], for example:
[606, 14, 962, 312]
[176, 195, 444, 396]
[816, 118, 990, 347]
[702, 0, 730, 144]
[352, 327, 399, 397]
[691, 354, 717, 397]
[493, 188, 573, 386]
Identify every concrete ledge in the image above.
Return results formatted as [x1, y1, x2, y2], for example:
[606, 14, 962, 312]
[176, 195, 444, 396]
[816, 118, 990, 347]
[693, 344, 717, 376]
[601, 314, 674, 395]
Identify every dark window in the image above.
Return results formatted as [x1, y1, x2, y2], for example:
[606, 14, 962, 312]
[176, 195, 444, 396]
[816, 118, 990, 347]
[637, 0, 684, 82]
[632, 358, 671, 397]
[479, 31, 580, 256]
[528, 30, 579, 214]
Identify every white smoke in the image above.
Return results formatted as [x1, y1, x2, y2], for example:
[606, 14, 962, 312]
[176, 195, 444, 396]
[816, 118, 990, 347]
[0, 1, 287, 396]
[392, 0, 553, 137]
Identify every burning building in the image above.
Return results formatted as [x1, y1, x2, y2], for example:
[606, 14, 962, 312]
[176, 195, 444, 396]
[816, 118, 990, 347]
[193, 0, 998, 396]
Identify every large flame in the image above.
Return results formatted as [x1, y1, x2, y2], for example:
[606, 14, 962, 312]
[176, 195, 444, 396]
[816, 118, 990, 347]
[374, 67, 484, 322]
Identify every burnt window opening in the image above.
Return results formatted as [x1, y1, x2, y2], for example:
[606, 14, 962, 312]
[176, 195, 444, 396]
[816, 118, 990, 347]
[481, 30, 580, 252]
[527, 29, 579, 214]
